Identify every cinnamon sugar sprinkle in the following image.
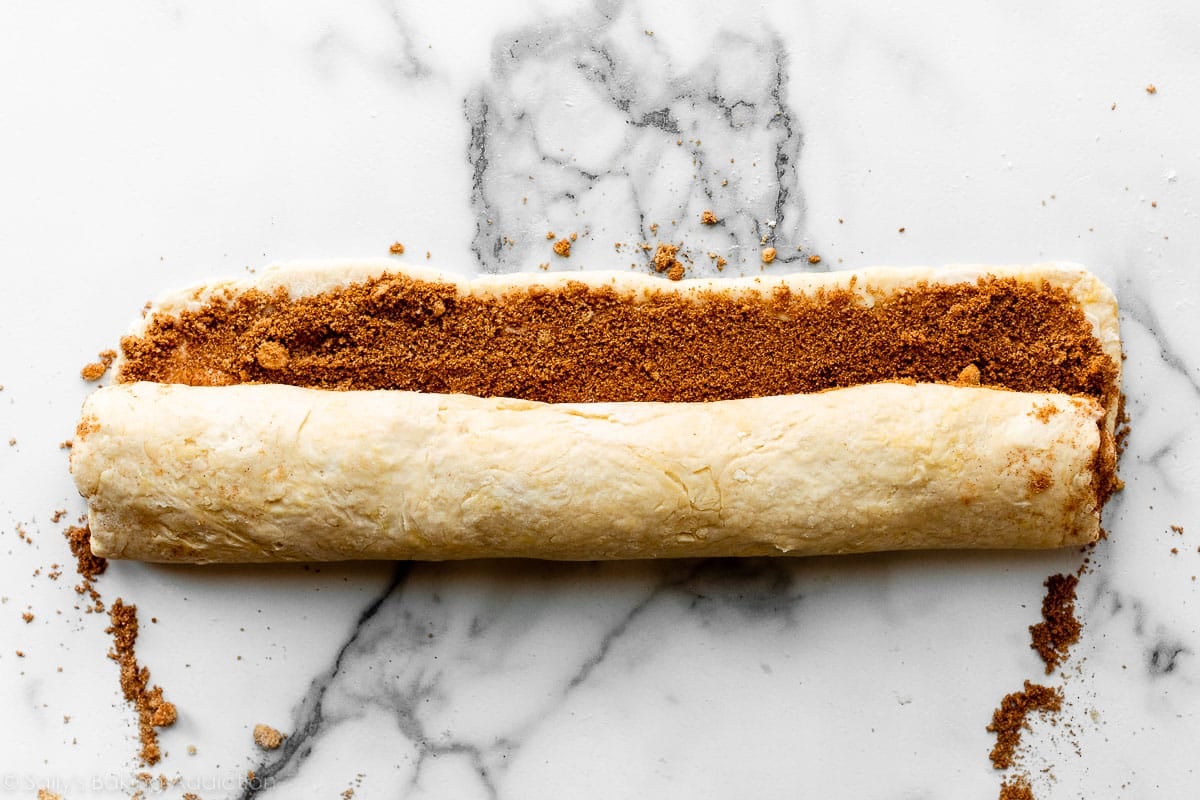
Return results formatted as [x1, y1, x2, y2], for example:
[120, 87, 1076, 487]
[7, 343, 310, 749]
[986, 680, 1063, 770]
[107, 599, 177, 764]
[1029, 573, 1082, 674]
[118, 273, 1118, 411]
[80, 349, 117, 382]
[65, 524, 106, 612]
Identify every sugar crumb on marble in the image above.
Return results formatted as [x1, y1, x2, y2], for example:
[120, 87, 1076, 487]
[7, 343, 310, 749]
[80, 349, 117, 382]
[388, 241, 405, 255]
[253, 723, 286, 750]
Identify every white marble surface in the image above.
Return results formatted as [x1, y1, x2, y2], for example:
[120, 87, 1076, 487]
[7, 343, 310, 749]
[1, 1, 1197, 797]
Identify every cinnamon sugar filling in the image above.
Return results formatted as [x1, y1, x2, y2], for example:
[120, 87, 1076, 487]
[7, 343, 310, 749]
[119, 274, 1118, 410]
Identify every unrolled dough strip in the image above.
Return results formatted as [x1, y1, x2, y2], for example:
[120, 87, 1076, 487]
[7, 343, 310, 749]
[74, 381, 1110, 562]
[72, 262, 1123, 562]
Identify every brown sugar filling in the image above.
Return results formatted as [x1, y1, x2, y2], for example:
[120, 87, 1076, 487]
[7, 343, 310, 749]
[119, 273, 1117, 410]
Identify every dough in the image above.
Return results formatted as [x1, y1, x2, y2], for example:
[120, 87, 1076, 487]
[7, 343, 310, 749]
[72, 381, 1111, 563]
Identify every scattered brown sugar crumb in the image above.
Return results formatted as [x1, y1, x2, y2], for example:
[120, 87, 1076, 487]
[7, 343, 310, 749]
[807, 254, 821, 265]
[1029, 573, 1081, 674]
[107, 598, 177, 765]
[1030, 401, 1060, 422]
[388, 242, 405, 255]
[60, 439, 74, 449]
[570, 232, 578, 241]
[80, 349, 118, 382]
[666, 264, 685, 281]
[545, 231, 555, 240]
[760, 247, 776, 264]
[552, 238, 571, 257]
[986, 680, 1063, 769]
[22, 611, 33, 623]
[65, 525, 107, 611]
[1146, 83, 1157, 94]
[999, 775, 1035, 800]
[76, 416, 99, 441]
[1027, 470, 1053, 495]
[37, 790, 63, 800]
[255, 341, 290, 371]
[898, 227, 906, 233]
[651, 243, 681, 276]
[1171, 524, 1184, 534]
[253, 723, 285, 750]
[956, 364, 981, 385]
[51, 509, 67, 523]
[700, 210, 719, 225]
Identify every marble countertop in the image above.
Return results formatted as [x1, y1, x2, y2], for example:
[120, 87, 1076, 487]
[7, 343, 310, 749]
[2, 1, 1197, 798]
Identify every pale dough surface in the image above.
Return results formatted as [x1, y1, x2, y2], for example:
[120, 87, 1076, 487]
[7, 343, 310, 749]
[73, 382, 1108, 563]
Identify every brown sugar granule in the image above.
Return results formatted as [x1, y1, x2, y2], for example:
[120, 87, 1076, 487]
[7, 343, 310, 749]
[1030, 401, 1060, 422]
[956, 364, 981, 385]
[1027, 470, 1053, 495]
[1029, 573, 1081, 674]
[388, 242, 405, 255]
[1170, 524, 1184, 534]
[666, 264, 685, 282]
[999, 775, 1035, 800]
[253, 723, 285, 750]
[651, 243, 680, 274]
[107, 598, 177, 765]
[807, 254, 821, 265]
[80, 349, 118, 382]
[118, 274, 1119, 416]
[987, 680, 1063, 770]
[552, 238, 571, 257]
[255, 341, 289, 371]
[65, 524, 107, 611]
[76, 416, 99, 441]
[37, 790, 64, 800]
[51, 509, 67, 523]
[1146, 83, 1157, 94]
[22, 611, 33, 623]
[700, 210, 719, 225]
[761, 247, 776, 264]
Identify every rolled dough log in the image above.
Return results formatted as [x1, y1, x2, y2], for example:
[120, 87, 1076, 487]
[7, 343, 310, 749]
[72, 381, 1110, 563]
